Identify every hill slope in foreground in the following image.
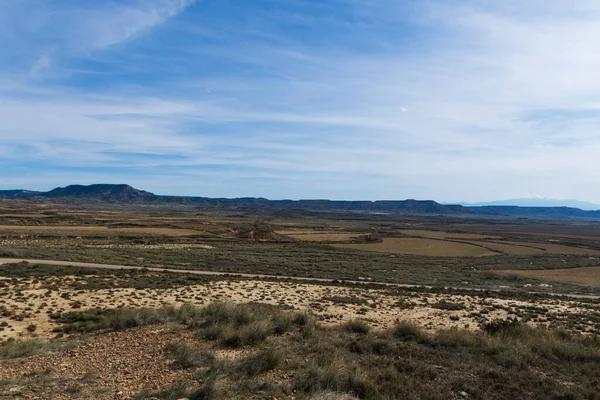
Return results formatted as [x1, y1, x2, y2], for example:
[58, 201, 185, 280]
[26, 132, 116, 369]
[2, 184, 600, 218]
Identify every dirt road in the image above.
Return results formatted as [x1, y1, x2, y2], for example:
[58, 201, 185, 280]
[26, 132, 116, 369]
[0, 257, 597, 299]
[0, 257, 418, 287]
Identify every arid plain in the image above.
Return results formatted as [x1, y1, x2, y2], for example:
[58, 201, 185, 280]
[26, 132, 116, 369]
[1, 200, 600, 399]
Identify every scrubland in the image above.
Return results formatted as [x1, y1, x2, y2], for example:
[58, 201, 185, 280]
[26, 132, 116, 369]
[2, 202, 600, 399]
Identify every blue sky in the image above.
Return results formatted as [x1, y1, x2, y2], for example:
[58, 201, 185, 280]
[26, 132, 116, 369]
[2, 0, 600, 202]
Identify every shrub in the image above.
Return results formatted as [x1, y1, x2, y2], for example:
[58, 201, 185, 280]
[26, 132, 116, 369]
[482, 318, 525, 337]
[164, 341, 213, 369]
[392, 322, 427, 342]
[432, 328, 478, 348]
[343, 319, 370, 334]
[296, 358, 376, 399]
[201, 302, 254, 327]
[309, 393, 358, 400]
[137, 380, 191, 400]
[325, 296, 367, 305]
[106, 307, 178, 330]
[54, 307, 180, 333]
[237, 346, 282, 376]
[0, 338, 51, 359]
[218, 319, 272, 348]
[431, 301, 465, 311]
[294, 311, 317, 337]
[194, 302, 314, 348]
[272, 311, 294, 335]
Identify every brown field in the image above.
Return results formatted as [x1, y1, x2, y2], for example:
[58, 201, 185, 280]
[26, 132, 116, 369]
[284, 232, 363, 241]
[276, 229, 327, 235]
[539, 243, 600, 255]
[401, 229, 500, 240]
[494, 240, 600, 255]
[506, 231, 600, 240]
[335, 238, 497, 257]
[468, 241, 546, 255]
[490, 267, 600, 287]
[107, 227, 202, 236]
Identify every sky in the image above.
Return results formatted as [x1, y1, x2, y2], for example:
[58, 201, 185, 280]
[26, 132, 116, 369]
[2, 0, 600, 202]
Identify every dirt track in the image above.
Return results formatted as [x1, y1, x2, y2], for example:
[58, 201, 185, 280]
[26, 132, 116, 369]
[0, 257, 418, 287]
[0, 258, 598, 299]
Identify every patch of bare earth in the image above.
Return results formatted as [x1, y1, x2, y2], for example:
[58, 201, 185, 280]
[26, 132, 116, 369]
[0, 325, 196, 399]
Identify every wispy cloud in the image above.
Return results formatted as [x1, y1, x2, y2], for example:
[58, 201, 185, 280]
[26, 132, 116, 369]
[83, 0, 196, 49]
[28, 50, 53, 79]
[2, 0, 600, 201]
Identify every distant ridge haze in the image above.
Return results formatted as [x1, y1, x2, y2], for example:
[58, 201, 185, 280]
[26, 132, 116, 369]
[458, 198, 600, 211]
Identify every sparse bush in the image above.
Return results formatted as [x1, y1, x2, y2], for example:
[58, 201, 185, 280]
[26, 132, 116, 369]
[272, 311, 294, 334]
[431, 301, 465, 311]
[164, 341, 213, 369]
[237, 346, 282, 376]
[54, 306, 181, 333]
[0, 338, 54, 359]
[394, 299, 415, 309]
[309, 393, 359, 400]
[139, 375, 225, 400]
[136, 380, 191, 400]
[392, 322, 427, 342]
[482, 318, 525, 337]
[193, 302, 312, 348]
[293, 311, 317, 337]
[216, 319, 272, 348]
[343, 319, 370, 334]
[433, 328, 478, 348]
[296, 358, 376, 399]
[325, 296, 367, 305]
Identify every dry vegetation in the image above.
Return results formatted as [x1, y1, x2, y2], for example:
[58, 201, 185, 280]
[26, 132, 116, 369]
[335, 238, 497, 257]
[466, 241, 545, 255]
[1, 201, 600, 398]
[400, 229, 500, 240]
[2, 302, 600, 399]
[3, 263, 599, 343]
[0, 225, 203, 236]
[489, 267, 600, 288]
[283, 232, 363, 242]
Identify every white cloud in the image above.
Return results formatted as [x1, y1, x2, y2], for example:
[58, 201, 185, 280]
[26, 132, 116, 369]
[0, 0, 195, 79]
[83, 0, 196, 49]
[2, 0, 600, 201]
[28, 51, 53, 79]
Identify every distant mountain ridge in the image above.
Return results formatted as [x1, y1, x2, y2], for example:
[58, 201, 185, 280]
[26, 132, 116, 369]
[0, 184, 466, 213]
[0, 190, 42, 198]
[462, 198, 600, 211]
[43, 184, 156, 202]
[470, 205, 600, 219]
[2, 184, 600, 219]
